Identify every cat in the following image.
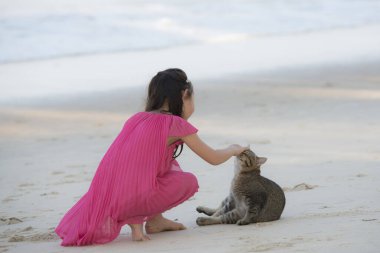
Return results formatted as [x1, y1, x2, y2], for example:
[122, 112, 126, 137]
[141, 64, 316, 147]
[196, 149, 285, 226]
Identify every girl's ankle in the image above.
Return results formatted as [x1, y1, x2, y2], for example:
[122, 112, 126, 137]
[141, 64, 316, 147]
[146, 214, 163, 224]
[128, 223, 143, 230]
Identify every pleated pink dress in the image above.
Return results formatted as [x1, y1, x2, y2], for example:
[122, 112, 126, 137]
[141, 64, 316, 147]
[55, 111, 199, 246]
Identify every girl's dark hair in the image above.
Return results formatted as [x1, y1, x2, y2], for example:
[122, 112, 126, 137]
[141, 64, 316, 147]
[145, 68, 193, 159]
[145, 68, 193, 117]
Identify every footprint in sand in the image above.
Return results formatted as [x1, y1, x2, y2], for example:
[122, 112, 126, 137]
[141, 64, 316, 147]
[67, 171, 90, 178]
[0, 245, 9, 253]
[21, 226, 33, 232]
[0, 217, 23, 225]
[52, 171, 90, 185]
[40, 191, 59, 197]
[55, 179, 77, 184]
[2, 196, 16, 203]
[8, 229, 58, 242]
[282, 183, 318, 192]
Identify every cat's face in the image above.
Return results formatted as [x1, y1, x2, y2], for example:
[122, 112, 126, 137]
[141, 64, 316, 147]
[235, 149, 267, 173]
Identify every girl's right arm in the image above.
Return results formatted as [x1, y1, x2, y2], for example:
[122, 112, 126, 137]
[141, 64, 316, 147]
[182, 133, 248, 166]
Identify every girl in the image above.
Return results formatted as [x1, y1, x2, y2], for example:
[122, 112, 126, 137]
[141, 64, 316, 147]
[55, 68, 248, 245]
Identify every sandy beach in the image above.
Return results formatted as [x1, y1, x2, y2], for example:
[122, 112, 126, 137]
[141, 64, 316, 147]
[1, 1, 380, 250]
[1, 55, 380, 252]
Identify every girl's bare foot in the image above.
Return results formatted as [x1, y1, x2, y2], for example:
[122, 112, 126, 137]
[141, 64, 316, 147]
[145, 214, 186, 234]
[128, 224, 150, 241]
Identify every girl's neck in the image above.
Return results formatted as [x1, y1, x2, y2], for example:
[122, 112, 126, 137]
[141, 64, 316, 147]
[157, 103, 171, 114]
[150, 109, 172, 115]
[160, 103, 170, 112]
[158, 109, 172, 115]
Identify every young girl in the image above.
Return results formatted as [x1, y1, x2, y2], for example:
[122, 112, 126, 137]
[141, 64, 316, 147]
[55, 68, 248, 245]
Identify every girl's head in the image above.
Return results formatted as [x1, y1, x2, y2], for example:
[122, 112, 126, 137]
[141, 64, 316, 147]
[145, 68, 194, 119]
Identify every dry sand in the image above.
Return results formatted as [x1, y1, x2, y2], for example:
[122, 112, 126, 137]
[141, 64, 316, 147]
[1, 61, 380, 252]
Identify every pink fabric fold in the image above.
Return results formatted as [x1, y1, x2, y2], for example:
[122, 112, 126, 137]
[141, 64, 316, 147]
[55, 112, 199, 246]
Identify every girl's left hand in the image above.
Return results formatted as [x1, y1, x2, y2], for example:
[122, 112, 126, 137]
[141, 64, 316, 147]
[228, 144, 250, 156]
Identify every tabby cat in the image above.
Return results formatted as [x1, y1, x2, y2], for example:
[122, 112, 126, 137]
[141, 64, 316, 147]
[196, 150, 285, 226]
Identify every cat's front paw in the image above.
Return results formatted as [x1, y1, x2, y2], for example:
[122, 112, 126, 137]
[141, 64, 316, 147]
[196, 217, 208, 226]
[236, 219, 250, 226]
[196, 206, 204, 213]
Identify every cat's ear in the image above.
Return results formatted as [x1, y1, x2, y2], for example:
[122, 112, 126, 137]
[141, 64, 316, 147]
[258, 157, 267, 165]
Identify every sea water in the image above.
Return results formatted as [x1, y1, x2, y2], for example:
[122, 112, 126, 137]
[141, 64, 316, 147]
[1, 0, 380, 64]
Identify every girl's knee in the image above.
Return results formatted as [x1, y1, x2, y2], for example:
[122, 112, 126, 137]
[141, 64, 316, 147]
[182, 172, 199, 192]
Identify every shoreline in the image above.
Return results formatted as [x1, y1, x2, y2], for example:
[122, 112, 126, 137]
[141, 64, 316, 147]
[1, 58, 379, 109]
[0, 22, 377, 65]
[1, 24, 380, 103]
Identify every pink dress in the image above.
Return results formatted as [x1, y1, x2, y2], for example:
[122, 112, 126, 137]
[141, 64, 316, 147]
[55, 111, 199, 246]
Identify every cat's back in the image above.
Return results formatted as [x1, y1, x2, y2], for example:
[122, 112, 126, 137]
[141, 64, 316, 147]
[259, 175, 285, 198]
[256, 175, 286, 221]
[233, 172, 283, 197]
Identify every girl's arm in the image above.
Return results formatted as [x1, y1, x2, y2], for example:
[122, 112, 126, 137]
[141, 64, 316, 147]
[182, 133, 248, 165]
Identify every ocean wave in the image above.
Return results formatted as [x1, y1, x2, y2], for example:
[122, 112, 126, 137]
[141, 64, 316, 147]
[1, 0, 380, 63]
